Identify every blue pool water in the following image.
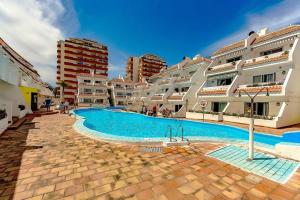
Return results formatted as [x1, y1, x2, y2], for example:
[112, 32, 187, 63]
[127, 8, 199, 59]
[208, 145, 299, 183]
[73, 108, 300, 146]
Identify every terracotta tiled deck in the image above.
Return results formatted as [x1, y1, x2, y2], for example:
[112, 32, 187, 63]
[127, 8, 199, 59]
[0, 113, 300, 200]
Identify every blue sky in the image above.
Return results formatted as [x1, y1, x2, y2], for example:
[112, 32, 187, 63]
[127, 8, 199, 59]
[1, 0, 300, 85]
[69, 0, 288, 77]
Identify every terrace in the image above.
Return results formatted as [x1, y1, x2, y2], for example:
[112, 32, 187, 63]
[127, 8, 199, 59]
[206, 62, 236, 74]
[167, 94, 184, 100]
[242, 52, 289, 69]
[198, 86, 229, 96]
[174, 76, 191, 83]
[236, 82, 284, 95]
[1, 112, 299, 200]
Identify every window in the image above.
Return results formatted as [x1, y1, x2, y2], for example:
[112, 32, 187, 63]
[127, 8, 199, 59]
[189, 71, 196, 75]
[253, 73, 275, 84]
[95, 89, 103, 93]
[181, 87, 189, 92]
[84, 80, 91, 83]
[244, 102, 269, 116]
[83, 98, 92, 103]
[211, 102, 227, 112]
[175, 104, 182, 112]
[175, 88, 179, 93]
[95, 99, 103, 104]
[226, 56, 242, 63]
[260, 47, 283, 56]
[95, 80, 101, 84]
[84, 89, 92, 94]
[217, 78, 233, 86]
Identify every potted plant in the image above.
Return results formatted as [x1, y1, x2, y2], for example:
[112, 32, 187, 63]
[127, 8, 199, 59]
[0, 109, 7, 120]
[18, 105, 25, 111]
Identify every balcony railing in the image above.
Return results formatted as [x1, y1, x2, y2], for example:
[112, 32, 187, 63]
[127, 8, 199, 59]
[158, 80, 170, 85]
[78, 92, 107, 97]
[167, 92, 185, 100]
[207, 62, 235, 74]
[242, 52, 289, 68]
[236, 82, 283, 94]
[151, 95, 163, 100]
[197, 86, 229, 96]
[175, 76, 191, 83]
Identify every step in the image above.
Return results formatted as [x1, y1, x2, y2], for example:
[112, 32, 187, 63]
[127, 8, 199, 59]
[8, 118, 27, 129]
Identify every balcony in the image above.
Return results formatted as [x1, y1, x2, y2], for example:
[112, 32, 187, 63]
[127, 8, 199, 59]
[158, 80, 170, 85]
[114, 86, 125, 90]
[151, 94, 163, 101]
[236, 82, 283, 95]
[167, 93, 185, 101]
[78, 82, 107, 88]
[78, 92, 107, 97]
[207, 62, 235, 74]
[197, 86, 229, 96]
[242, 52, 289, 69]
[115, 95, 127, 99]
[174, 76, 191, 83]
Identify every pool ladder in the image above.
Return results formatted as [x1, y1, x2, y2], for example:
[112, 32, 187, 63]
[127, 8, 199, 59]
[165, 125, 189, 142]
[177, 125, 189, 142]
[165, 125, 177, 142]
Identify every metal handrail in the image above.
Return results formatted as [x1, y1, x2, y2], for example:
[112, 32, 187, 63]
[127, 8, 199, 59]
[177, 125, 189, 142]
[165, 125, 177, 142]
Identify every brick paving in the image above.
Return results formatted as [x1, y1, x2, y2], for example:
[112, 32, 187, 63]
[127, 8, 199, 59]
[0, 113, 300, 200]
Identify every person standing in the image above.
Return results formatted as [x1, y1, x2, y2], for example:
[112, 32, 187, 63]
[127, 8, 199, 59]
[45, 97, 52, 111]
[152, 105, 157, 117]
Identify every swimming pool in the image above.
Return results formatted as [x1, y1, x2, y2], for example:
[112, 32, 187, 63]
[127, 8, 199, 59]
[73, 108, 300, 147]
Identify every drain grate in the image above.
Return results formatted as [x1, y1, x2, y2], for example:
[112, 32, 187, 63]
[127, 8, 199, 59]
[207, 145, 299, 184]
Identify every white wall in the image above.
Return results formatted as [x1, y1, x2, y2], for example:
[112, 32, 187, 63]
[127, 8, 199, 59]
[0, 80, 28, 117]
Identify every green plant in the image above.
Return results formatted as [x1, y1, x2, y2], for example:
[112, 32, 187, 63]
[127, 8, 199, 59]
[0, 109, 7, 120]
[58, 80, 69, 99]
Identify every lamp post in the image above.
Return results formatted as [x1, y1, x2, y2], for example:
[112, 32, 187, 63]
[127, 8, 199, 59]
[238, 87, 269, 161]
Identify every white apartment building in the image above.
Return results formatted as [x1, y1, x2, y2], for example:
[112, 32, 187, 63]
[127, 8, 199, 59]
[188, 25, 300, 128]
[0, 38, 52, 133]
[109, 77, 136, 106]
[76, 71, 109, 107]
[129, 55, 211, 116]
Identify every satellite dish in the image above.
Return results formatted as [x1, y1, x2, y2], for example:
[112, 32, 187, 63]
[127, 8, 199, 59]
[248, 31, 255, 36]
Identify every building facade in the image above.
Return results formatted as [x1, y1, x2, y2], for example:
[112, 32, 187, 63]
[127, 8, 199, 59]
[0, 38, 52, 133]
[56, 38, 108, 104]
[128, 55, 211, 116]
[189, 25, 300, 128]
[126, 54, 166, 82]
[109, 77, 136, 106]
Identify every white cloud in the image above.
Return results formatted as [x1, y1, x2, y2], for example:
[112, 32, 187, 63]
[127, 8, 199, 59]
[0, 0, 78, 86]
[108, 46, 129, 78]
[202, 0, 300, 55]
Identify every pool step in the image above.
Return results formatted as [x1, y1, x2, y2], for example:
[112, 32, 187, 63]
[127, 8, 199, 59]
[163, 140, 189, 147]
